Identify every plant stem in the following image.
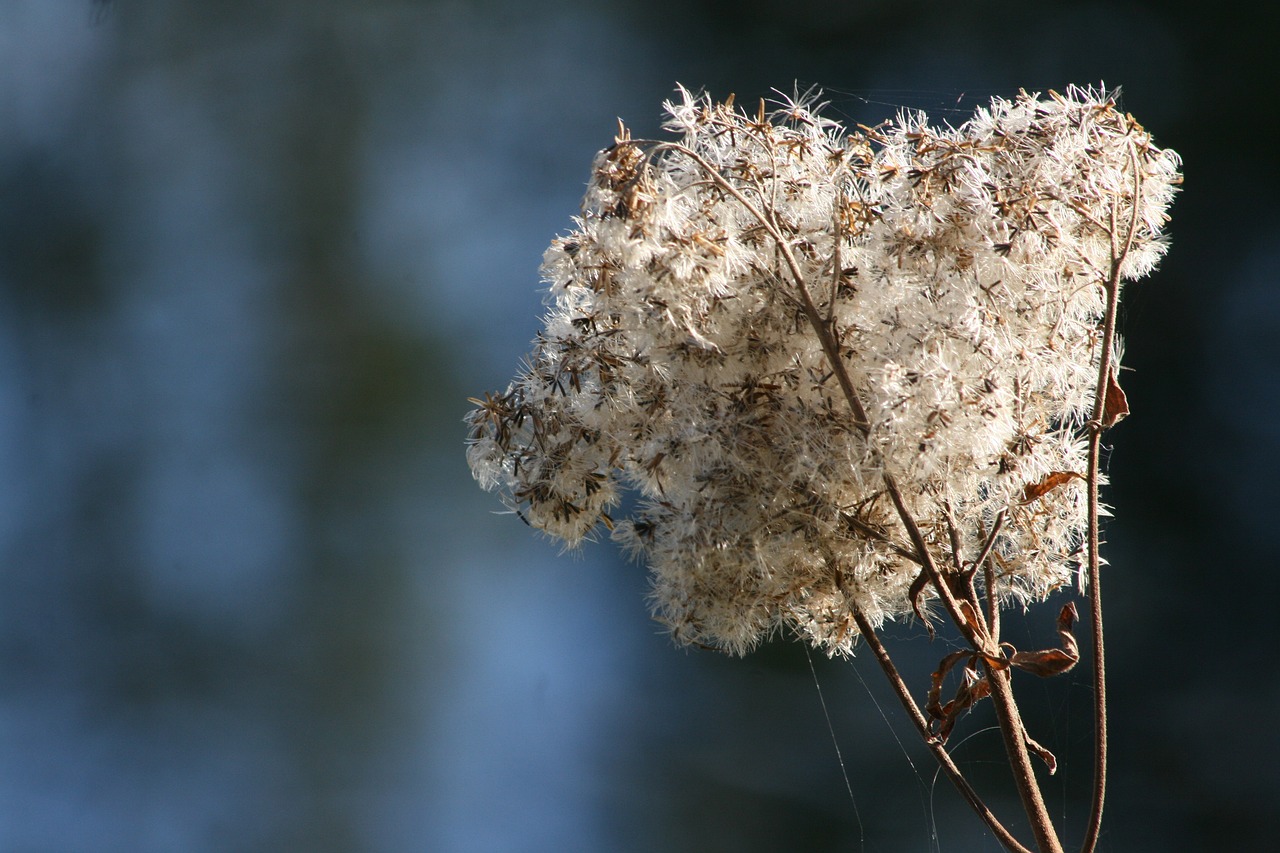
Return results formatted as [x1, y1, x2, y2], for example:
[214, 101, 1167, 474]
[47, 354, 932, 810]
[986, 665, 1064, 853]
[1079, 142, 1141, 853]
[1081, 431, 1108, 853]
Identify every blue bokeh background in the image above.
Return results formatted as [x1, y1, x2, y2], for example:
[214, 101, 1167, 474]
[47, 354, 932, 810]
[1, 1, 1274, 850]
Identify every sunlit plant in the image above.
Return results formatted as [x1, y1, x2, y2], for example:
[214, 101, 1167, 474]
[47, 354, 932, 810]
[466, 85, 1180, 853]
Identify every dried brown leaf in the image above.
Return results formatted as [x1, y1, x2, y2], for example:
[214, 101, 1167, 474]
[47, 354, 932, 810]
[909, 568, 935, 639]
[1008, 602, 1080, 677]
[935, 671, 990, 743]
[1024, 732, 1058, 775]
[927, 650, 975, 725]
[926, 649, 1005, 743]
[1021, 471, 1085, 504]
[1101, 369, 1130, 429]
[1008, 648, 1078, 677]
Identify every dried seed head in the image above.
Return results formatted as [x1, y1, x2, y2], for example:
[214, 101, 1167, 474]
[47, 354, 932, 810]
[466, 85, 1181, 655]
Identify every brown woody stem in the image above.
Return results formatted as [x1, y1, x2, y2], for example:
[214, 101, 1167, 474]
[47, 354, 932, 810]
[986, 664, 1065, 853]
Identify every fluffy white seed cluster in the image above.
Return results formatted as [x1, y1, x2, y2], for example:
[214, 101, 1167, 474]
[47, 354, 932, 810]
[467, 86, 1180, 655]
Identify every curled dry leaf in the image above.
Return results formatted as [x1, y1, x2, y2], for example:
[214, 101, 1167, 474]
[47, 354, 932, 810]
[909, 566, 980, 641]
[1021, 471, 1085, 504]
[1101, 369, 1130, 429]
[926, 648, 1007, 742]
[908, 568, 935, 638]
[1024, 731, 1059, 775]
[927, 652, 987, 743]
[1007, 602, 1080, 678]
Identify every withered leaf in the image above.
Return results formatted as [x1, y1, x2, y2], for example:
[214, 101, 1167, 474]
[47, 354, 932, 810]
[908, 568, 935, 639]
[1008, 648, 1078, 677]
[1024, 732, 1058, 775]
[927, 650, 975, 725]
[934, 676, 991, 743]
[1021, 471, 1085, 504]
[1057, 600, 1079, 638]
[926, 649, 1004, 743]
[910, 567, 976, 640]
[1101, 369, 1130, 429]
[1008, 602, 1080, 677]
[958, 600, 987, 637]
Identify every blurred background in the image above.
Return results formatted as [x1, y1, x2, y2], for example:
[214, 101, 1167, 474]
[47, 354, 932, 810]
[0, 1, 1273, 850]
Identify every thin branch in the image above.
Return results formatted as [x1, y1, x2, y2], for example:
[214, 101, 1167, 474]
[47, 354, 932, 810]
[826, 185, 845, 322]
[971, 512, 1006, 576]
[944, 505, 966, 575]
[974, 512, 1007, 640]
[840, 511, 921, 565]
